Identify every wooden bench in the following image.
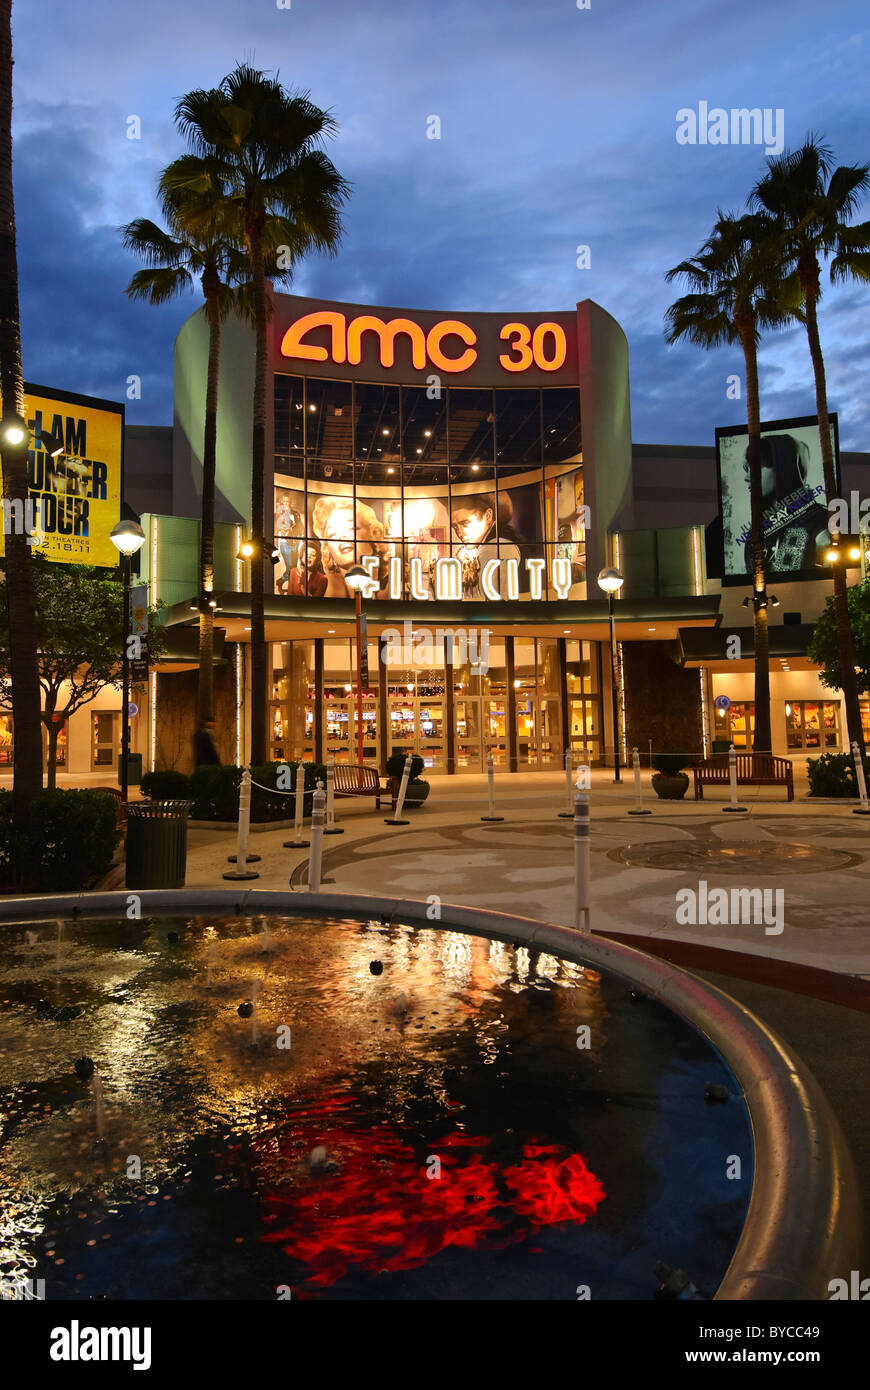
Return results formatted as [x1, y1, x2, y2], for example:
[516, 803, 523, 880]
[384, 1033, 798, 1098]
[91, 785, 128, 827]
[693, 753, 794, 801]
[332, 763, 385, 808]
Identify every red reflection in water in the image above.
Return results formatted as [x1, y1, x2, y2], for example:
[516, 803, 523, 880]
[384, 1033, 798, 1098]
[261, 1117, 605, 1290]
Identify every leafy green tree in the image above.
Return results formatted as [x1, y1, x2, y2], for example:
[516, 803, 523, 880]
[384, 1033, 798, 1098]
[808, 579, 870, 700]
[164, 63, 350, 763]
[665, 212, 798, 753]
[751, 136, 870, 752]
[0, 555, 165, 787]
[122, 195, 250, 727]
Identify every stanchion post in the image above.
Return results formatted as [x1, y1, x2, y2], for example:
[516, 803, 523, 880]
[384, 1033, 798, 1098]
[223, 767, 261, 879]
[722, 744, 748, 813]
[283, 760, 310, 849]
[573, 787, 591, 934]
[324, 753, 344, 835]
[384, 753, 413, 825]
[307, 781, 326, 891]
[558, 747, 574, 818]
[628, 745, 652, 816]
[481, 749, 504, 822]
[851, 740, 870, 815]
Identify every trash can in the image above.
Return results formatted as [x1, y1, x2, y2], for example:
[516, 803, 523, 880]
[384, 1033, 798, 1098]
[118, 753, 143, 786]
[125, 800, 194, 890]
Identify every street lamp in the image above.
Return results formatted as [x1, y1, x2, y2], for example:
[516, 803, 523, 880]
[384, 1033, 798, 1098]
[597, 566, 624, 782]
[110, 520, 146, 801]
[344, 564, 371, 771]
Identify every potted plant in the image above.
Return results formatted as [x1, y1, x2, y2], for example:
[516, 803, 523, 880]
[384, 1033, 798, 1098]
[651, 753, 691, 800]
[385, 751, 430, 808]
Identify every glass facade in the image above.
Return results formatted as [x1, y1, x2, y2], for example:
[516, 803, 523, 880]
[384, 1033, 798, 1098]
[785, 700, 840, 751]
[273, 376, 584, 602]
[268, 634, 598, 772]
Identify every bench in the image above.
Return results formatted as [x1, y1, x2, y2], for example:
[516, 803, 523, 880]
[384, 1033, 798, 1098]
[693, 753, 794, 801]
[91, 785, 129, 827]
[332, 763, 385, 808]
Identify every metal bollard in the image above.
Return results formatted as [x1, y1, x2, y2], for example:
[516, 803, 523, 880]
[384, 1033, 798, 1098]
[223, 767, 261, 878]
[722, 744, 748, 813]
[307, 781, 326, 891]
[851, 741, 870, 815]
[558, 747, 574, 818]
[573, 788, 591, 934]
[628, 746, 652, 815]
[324, 753, 344, 834]
[384, 753, 413, 825]
[283, 760, 310, 849]
[481, 750, 504, 822]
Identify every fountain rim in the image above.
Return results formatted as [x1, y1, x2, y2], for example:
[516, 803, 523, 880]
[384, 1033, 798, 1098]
[0, 887, 863, 1302]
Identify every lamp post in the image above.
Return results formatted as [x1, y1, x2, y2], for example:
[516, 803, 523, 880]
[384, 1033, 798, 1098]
[597, 566, 624, 782]
[344, 564, 370, 771]
[110, 520, 146, 802]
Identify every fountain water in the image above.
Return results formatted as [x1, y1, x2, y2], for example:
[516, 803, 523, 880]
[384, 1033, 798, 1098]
[250, 979, 262, 1048]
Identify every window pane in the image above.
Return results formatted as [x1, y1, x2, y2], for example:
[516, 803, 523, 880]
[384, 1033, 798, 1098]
[354, 383, 400, 469]
[274, 374, 305, 461]
[448, 387, 494, 473]
[305, 378, 353, 461]
[542, 387, 581, 464]
[401, 385, 448, 467]
[494, 388, 541, 470]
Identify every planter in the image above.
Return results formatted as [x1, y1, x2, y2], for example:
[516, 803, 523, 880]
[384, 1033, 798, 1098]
[404, 780, 430, 808]
[652, 772, 690, 800]
[388, 776, 431, 808]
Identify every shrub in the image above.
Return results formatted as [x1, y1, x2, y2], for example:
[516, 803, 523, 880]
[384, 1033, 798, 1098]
[386, 751, 425, 782]
[807, 752, 870, 798]
[140, 769, 193, 801]
[0, 788, 120, 891]
[190, 761, 327, 821]
[652, 754, 690, 776]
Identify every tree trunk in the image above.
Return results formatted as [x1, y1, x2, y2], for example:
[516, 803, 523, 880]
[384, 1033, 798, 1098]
[45, 713, 59, 791]
[803, 280, 864, 754]
[247, 216, 268, 766]
[197, 279, 220, 726]
[0, 1, 42, 827]
[740, 324, 772, 753]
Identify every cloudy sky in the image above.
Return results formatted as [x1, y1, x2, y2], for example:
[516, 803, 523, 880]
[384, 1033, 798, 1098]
[12, 0, 870, 447]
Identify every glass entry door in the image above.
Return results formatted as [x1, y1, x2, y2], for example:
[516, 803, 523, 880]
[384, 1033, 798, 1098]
[568, 696, 600, 764]
[387, 677, 445, 771]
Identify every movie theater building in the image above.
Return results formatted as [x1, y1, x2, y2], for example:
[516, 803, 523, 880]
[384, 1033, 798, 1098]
[129, 291, 713, 776]
[128, 290, 869, 777]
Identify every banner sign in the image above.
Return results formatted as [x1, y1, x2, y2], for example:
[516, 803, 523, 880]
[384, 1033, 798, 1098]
[0, 384, 123, 567]
[715, 414, 838, 583]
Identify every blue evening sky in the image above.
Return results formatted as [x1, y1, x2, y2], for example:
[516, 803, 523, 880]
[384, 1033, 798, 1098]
[12, 0, 870, 447]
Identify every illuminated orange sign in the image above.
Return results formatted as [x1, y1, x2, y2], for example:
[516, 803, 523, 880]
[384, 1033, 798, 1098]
[279, 312, 567, 375]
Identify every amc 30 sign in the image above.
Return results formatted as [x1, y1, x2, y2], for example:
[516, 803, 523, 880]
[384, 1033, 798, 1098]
[274, 298, 580, 387]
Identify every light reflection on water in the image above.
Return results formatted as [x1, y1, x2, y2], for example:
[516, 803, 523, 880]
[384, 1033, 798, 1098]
[0, 915, 750, 1300]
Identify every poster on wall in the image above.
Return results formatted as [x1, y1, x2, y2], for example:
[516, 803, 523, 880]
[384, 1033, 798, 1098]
[0, 385, 123, 567]
[273, 475, 576, 600]
[716, 414, 837, 583]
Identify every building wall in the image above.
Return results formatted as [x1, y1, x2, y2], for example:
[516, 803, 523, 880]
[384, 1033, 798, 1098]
[123, 425, 173, 517]
[622, 640, 703, 761]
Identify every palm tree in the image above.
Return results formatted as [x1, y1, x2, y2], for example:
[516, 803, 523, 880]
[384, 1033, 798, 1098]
[0, 0, 43, 825]
[122, 196, 251, 728]
[164, 64, 350, 764]
[665, 212, 797, 753]
[751, 137, 870, 754]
